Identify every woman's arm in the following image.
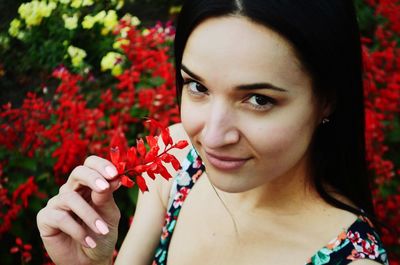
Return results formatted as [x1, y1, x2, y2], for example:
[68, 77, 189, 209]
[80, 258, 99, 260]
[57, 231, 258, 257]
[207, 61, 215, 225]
[115, 123, 192, 265]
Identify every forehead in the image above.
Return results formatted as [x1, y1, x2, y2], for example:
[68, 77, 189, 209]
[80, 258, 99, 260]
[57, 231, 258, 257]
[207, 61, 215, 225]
[182, 16, 310, 91]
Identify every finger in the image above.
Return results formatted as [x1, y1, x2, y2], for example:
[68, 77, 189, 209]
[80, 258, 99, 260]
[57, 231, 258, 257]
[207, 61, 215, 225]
[84, 155, 118, 180]
[37, 207, 97, 249]
[63, 165, 121, 225]
[86, 177, 121, 225]
[47, 191, 110, 236]
[90, 187, 121, 225]
[109, 177, 122, 192]
[64, 165, 111, 193]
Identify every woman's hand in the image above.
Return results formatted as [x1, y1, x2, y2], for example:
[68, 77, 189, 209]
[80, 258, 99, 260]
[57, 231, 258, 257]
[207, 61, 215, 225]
[37, 156, 122, 265]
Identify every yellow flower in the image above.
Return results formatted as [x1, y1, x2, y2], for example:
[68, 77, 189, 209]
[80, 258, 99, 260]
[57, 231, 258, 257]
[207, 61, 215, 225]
[82, 10, 114, 31]
[58, 0, 71, 4]
[118, 26, 130, 38]
[121, 14, 140, 27]
[44, 1, 57, 15]
[142, 29, 150, 36]
[67, 45, 87, 67]
[112, 39, 129, 50]
[8, 19, 22, 37]
[0, 35, 10, 50]
[102, 10, 118, 35]
[82, 15, 96, 29]
[131, 16, 141, 26]
[101, 52, 124, 76]
[111, 65, 123, 76]
[169, 5, 182, 15]
[62, 14, 79, 30]
[82, 0, 94, 6]
[18, 1, 57, 27]
[111, 0, 124, 10]
[70, 0, 93, 8]
[94, 10, 106, 21]
[71, 0, 82, 8]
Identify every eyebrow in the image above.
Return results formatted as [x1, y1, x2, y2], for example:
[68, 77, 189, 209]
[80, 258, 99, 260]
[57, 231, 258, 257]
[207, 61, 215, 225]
[181, 64, 288, 92]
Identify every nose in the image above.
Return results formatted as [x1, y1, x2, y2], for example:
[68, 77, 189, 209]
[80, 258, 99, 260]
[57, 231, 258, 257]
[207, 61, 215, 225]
[201, 99, 240, 149]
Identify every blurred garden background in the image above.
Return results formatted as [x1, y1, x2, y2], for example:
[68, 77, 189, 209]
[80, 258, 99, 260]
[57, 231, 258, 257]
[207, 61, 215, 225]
[0, 0, 399, 264]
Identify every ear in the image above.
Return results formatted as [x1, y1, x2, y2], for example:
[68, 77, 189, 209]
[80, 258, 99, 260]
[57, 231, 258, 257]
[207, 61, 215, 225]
[319, 97, 335, 122]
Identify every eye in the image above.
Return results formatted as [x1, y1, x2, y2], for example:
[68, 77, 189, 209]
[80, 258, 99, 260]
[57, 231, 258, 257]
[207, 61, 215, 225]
[183, 79, 208, 95]
[245, 94, 276, 111]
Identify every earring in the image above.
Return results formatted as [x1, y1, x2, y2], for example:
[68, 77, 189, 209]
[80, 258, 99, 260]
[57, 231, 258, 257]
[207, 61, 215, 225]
[322, 118, 330, 124]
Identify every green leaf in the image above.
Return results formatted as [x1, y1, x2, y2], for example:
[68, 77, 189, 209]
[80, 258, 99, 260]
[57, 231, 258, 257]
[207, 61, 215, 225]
[127, 185, 139, 205]
[129, 106, 149, 119]
[8, 156, 38, 172]
[386, 117, 400, 143]
[147, 76, 165, 87]
[36, 172, 51, 182]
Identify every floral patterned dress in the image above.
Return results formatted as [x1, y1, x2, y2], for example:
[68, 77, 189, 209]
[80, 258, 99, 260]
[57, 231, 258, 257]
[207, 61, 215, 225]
[152, 148, 389, 265]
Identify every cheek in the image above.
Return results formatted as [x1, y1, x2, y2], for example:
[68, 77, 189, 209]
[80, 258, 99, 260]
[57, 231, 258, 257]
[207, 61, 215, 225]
[258, 125, 310, 153]
[248, 114, 316, 166]
[260, 101, 318, 155]
[180, 96, 203, 139]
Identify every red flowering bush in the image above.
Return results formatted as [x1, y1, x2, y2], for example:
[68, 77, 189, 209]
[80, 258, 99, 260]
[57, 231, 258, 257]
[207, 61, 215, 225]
[0, 15, 179, 263]
[0, 1, 399, 264]
[359, 0, 400, 262]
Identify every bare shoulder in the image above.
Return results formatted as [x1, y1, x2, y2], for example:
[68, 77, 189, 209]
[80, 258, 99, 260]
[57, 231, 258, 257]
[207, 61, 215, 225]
[348, 260, 384, 265]
[115, 123, 192, 264]
[168, 122, 191, 142]
[137, 123, 192, 209]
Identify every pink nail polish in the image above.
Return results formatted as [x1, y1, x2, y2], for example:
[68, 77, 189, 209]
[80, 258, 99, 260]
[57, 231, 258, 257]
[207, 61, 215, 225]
[85, 236, 96, 249]
[95, 179, 109, 190]
[105, 166, 118, 178]
[95, 219, 109, 235]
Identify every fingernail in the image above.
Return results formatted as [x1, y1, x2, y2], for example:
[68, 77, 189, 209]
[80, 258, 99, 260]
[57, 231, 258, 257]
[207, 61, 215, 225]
[85, 236, 96, 249]
[105, 166, 118, 178]
[95, 179, 110, 191]
[95, 219, 109, 235]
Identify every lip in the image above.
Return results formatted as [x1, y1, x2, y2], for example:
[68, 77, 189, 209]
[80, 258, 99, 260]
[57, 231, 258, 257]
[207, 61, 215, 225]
[204, 151, 251, 171]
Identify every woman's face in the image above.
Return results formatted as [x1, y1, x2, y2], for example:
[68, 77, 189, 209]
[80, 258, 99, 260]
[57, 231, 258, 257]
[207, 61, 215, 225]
[180, 16, 324, 193]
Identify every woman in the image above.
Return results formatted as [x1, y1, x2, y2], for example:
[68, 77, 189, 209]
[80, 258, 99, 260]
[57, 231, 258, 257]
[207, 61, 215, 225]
[37, 0, 389, 264]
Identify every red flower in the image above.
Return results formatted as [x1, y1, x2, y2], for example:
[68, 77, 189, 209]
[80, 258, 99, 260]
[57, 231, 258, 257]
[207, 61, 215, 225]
[10, 237, 32, 263]
[109, 119, 188, 192]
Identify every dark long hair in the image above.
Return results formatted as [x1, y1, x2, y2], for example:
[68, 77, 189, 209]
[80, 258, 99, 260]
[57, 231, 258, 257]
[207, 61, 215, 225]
[174, 0, 374, 219]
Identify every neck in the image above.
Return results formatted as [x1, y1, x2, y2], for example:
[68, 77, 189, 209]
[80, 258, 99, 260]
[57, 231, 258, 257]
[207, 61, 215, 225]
[210, 156, 323, 216]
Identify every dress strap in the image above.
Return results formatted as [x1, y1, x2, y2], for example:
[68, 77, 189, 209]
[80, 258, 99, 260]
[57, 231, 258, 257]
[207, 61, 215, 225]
[153, 147, 205, 265]
[306, 215, 389, 265]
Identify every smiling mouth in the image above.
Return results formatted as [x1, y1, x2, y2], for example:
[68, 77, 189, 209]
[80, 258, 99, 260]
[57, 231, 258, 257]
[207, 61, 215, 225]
[204, 151, 251, 171]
